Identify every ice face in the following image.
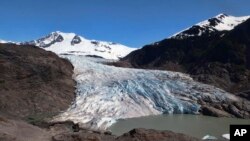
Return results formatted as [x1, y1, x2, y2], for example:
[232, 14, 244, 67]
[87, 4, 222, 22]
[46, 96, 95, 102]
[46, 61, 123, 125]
[54, 55, 238, 130]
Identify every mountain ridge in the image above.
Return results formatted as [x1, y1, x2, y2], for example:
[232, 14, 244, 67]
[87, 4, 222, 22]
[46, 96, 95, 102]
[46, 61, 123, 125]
[20, 31, 136, 60]
[171, 13, 250, 39]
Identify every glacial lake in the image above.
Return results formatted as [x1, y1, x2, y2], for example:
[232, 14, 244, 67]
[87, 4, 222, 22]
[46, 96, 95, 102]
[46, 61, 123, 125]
[109, 114, 250, 140]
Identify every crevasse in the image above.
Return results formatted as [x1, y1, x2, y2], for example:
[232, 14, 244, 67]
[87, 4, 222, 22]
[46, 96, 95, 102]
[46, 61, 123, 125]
[54, 55, 238, 130]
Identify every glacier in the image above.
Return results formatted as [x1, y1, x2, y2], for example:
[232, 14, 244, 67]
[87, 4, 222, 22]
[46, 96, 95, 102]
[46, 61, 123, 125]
[53, 55, 238, 130]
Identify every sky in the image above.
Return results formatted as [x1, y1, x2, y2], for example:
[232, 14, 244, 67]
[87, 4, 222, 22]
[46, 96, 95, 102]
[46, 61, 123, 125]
[0, 0, 250, 48]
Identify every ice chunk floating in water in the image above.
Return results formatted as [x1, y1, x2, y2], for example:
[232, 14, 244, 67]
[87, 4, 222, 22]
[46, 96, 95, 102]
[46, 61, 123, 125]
[54, 55, 238, 130]
[222, 134, 230, 140]
[202, 135, 217, 140]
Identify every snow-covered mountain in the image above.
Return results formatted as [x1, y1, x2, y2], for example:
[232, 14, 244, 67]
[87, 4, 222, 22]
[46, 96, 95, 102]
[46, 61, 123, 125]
[22, 31, 136, 60]
[171, 13, 250, 39]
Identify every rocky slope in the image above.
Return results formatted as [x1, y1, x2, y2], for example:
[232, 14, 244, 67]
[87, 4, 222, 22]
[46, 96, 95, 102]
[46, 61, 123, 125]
[0, 43, 75, 121]
[120, 14, 250, 100]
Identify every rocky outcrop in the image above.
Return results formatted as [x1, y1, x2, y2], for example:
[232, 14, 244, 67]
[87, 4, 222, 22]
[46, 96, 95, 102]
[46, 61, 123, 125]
[198, 99, 250, 118]
[71, 35, 82, 45]
[0, 43, 75, 121]
[0, 116, 202, 141]
[116, 128, 201, 141]
[52, 128, 202, 141]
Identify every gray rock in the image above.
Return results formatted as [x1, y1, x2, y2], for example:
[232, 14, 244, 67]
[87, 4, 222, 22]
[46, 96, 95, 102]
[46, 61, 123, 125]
[71, 35, 82, 45]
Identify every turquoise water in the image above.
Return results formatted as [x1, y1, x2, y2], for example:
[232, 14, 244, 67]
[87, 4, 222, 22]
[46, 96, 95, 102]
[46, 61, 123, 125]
[109, 114, 250, 139]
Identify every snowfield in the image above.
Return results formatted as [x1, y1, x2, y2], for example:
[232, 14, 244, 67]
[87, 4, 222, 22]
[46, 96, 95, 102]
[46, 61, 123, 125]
[54, 55, 238, 130]
[22, 31, 136, 60]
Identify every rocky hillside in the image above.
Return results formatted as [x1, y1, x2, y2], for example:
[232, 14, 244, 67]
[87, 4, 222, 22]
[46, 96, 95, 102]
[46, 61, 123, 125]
[120, 14, 250, 99]
[0, 43, 75, 121]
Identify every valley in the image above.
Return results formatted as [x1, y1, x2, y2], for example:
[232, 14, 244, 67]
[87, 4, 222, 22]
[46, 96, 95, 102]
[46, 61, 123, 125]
[1, 13, 250, 141]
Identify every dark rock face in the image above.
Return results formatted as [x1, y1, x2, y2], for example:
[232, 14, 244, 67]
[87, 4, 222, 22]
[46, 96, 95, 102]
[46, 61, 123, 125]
[22, 32, 64, 48]
[52, 131, 115, 141]
[39, 34, 64, 47]
[52, 127, 202, 141]
[0, 44, 75, 120]
[116, 128, 201, 141]
[71, 35, 82, 45]
[121, 19, 250, 99]
[91, 41, 100, 46]
[200, 106, 232, 117]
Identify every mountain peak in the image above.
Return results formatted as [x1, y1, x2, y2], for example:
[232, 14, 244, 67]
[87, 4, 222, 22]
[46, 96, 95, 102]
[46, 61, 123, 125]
[215, 13, 228, 18]
[54, 30, 62, 33]
[198, 14, 250, 30]
[21, 31, 136, 60]
[171, 14, 250, 39]
[52, 31, 72, 34]
[49, 31, 79, 41]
